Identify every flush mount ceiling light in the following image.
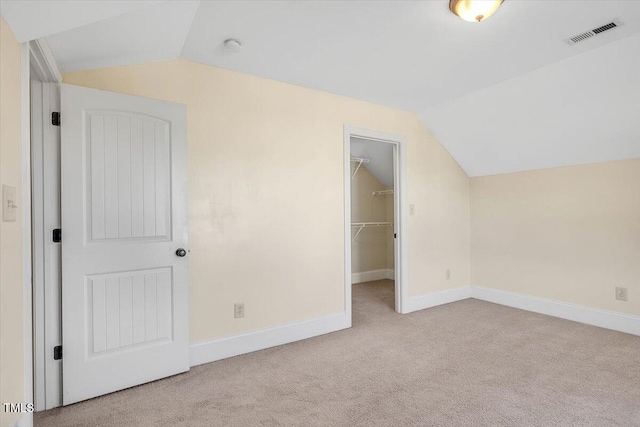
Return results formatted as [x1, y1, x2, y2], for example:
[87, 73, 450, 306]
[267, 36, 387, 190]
[223, 38, 242, 53]
[449, 0, 504, 23]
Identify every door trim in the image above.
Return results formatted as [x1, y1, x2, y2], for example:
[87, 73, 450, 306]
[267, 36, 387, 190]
[29, 39, 62, 84]
[20, 42, 33, 427]
[30, 81, 62, 410]
[29, 38, 62, 411]
[343, 125, 408, 321]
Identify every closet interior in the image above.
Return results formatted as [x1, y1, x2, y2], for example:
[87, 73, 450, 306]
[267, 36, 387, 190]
[350, 137, 396, 291]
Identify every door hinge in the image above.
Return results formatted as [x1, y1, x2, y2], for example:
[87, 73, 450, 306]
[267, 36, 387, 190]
[52, 228, 61, 243]
[51, 112, 60, 126]
[394, 233, 397, 239]
[53, 345, 62, 360]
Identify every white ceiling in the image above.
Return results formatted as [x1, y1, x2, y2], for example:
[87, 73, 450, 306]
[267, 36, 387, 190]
[180, 1, 640, 111]
[0, 0, 162, 43]
[2, 1, 639, 177]
[45, 1, 199, 72]
[351, 138, 394, 187]
[423, 32, 640, 176]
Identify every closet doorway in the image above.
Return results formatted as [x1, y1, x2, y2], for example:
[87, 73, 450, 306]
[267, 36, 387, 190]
[343, 126, 407, 324]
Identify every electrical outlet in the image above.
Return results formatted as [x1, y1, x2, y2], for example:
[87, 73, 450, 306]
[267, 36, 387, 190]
[234, 303, 245, 318]
[446, 269, 451, 280]
[615, 287, 628, 302]
[409, 204, 415, 216]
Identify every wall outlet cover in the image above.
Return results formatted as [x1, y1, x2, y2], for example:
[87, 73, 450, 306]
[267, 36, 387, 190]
[2, 185, 17, 222]
[234, 303, 245, 318]
[615, 287, 628, 302]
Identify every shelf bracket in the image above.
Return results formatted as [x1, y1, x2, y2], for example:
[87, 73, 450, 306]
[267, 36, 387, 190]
[352, 224, 366, 241]
[350, 157, 369, 179]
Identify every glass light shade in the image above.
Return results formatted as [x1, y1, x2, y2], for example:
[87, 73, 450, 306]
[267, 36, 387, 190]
[449, 0, 504, 23]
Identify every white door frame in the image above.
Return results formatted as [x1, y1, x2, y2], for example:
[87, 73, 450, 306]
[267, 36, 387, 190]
[14, 37, 60, 427]
[343, 125, 408, 321]
[20, 42, 33, 427]
[29, 38, 63, 411]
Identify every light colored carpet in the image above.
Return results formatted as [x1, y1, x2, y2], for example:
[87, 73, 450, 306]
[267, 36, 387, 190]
[35, 280, 640, 426]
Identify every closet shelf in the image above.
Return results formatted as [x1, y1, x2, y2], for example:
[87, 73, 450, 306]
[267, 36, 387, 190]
[372, 189, 394, 196]
[351, 222, 393, 240]
[350, 157, 370, 179]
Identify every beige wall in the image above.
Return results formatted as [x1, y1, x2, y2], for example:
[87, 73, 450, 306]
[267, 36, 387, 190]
[0, 15, 24, 427]
[471, 158, 640, 316]
[350, 164, 393, 274]
[64, 59, 471, 343]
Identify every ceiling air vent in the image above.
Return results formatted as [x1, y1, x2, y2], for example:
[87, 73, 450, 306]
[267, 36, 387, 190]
[564, 18, 624, 46]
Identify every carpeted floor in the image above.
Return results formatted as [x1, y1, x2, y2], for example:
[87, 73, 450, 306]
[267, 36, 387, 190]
[35, 280, 640, 426]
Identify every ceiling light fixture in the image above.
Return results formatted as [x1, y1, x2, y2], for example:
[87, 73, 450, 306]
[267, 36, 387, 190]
[223, 39, 242, 53]
[449, 0, 504, 23]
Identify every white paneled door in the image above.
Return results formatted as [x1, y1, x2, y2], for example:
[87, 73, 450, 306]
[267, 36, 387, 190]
[61, 84, 189, 405]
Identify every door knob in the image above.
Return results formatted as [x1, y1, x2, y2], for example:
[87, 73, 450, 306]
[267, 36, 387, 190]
[176, 248, 187, 257]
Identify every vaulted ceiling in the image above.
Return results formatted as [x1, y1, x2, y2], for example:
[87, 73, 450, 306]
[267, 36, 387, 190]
[2, 0, 639, 176]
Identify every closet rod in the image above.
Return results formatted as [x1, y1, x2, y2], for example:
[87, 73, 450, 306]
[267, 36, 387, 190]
[351, 222, 393, 240]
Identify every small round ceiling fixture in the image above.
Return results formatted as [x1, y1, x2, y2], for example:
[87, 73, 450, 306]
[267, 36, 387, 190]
[449, 0, 504, 23]
[223, 39, 242, 53]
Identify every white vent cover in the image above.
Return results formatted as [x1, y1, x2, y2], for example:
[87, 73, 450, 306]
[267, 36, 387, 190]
[564, 18, 624, 45]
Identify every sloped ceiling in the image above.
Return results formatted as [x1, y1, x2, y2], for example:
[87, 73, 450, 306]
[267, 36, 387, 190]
[0, 0, 163, 42]
[2, 0, 639, 177]
[422, 32, 640, 176]
[44, 1, 199, 72]
[351, 138, 394, 187]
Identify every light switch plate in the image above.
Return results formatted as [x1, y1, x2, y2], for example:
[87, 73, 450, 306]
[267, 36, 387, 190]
[2, 185, 17, 222]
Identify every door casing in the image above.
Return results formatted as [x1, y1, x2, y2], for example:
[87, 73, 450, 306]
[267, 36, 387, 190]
[343, 126, 408, 320]
[30, 39, 63, 411]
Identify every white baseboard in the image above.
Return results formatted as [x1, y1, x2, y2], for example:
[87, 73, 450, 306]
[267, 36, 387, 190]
[472, 286, 640, 336]
[403, 286, 472, 314]
[352, 269, 394, 284]
[191, 285, 638, 368]
[190, 312, 349, 367]
[11, 412, 32, 427]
